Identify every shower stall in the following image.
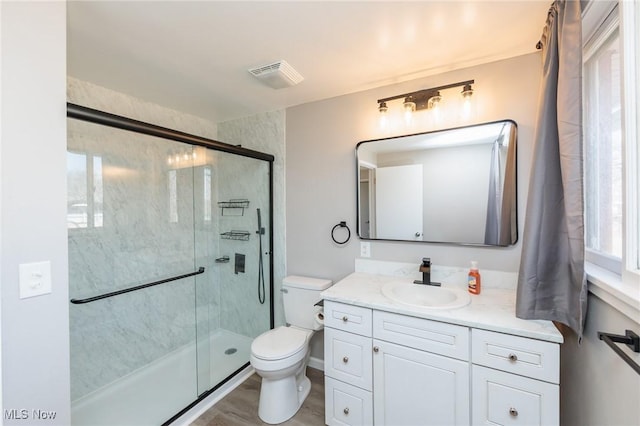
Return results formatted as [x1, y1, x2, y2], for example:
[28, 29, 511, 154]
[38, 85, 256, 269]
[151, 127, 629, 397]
[66, 104, 274, 425]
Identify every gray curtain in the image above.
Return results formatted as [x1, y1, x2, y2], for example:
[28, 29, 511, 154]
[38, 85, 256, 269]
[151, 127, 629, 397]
[516, 0, 587, 338]
[485, 123, 518, 246]
[499, 124, 518, 246]
[484, 139, 503, 245]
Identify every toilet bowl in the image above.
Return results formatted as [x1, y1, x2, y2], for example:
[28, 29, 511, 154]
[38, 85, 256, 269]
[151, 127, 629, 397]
[250, 326, 313, 424]
[250, 275, 332, 424]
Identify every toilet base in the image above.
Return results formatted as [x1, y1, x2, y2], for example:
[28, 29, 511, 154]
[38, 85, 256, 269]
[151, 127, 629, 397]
[257, 367, 311, 424]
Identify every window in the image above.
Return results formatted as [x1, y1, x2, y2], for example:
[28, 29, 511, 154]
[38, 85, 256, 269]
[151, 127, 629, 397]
[583, 1, 640, 292]
[168, 169, 178, 223]
[67, 151, 103, 229]
[584, 14, 622, 268]
[204, 167, 212, 222]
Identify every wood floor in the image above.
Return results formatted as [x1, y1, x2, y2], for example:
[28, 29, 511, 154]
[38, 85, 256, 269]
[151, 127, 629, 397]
[191, 367, 325, 426]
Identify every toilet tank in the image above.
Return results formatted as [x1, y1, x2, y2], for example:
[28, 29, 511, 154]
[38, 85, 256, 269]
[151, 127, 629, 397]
[283, 275, 332, 330]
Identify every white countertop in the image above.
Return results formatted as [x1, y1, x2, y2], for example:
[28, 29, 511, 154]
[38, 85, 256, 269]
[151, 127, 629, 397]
[321, 272, 564, 344]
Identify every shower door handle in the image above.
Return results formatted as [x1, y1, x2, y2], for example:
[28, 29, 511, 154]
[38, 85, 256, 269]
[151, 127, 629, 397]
[70, 267, 206, 305]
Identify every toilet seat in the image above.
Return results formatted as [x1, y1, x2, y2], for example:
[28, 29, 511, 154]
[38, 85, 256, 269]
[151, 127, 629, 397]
[251, 326, 311, 361]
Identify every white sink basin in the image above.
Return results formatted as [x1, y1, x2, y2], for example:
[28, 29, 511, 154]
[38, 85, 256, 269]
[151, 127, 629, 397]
[381, 281, 471, 310]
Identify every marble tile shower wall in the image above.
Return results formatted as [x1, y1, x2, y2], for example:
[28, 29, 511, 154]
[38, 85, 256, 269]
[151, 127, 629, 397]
[214, 152, 271, 337]
[218, 110, 286, 328]
[68, 121, 204, 400]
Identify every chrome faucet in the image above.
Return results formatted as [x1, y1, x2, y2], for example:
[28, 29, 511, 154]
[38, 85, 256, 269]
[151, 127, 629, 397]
[413, 258, 441, 286]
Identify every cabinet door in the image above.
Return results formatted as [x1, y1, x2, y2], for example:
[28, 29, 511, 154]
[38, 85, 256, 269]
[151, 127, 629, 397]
[373, 339, 470, 426]
[472, 365, 559, 426]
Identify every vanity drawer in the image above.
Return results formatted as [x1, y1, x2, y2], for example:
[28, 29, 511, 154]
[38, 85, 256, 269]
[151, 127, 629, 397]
[325, 327, 373, 391]
[472, 329, 559, 383]
[472, 365, 559, 426]
[325, 301, 372, 337]
[325, 376, 373, 426]
[373, 310, 470, 361]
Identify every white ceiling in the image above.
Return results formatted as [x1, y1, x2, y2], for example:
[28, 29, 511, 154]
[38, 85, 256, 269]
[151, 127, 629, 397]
[67, 1, 550, 123]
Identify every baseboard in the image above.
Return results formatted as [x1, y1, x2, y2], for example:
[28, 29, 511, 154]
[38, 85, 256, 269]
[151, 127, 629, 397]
[308, 356, 324, 372]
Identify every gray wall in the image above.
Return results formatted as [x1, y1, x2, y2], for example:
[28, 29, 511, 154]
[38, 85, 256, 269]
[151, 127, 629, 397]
[559, 295, 640, 426]
[1, 2, 70, 424]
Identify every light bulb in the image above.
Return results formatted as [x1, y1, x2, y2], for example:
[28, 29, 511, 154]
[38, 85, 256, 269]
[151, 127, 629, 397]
[461, 84, 474, 121]
[403, 97, 416, 124]
[378, 102, 389, 130]
[428, 92, 442, 109]
[429, 92, 442, 124]
[462, 97, 472, 120]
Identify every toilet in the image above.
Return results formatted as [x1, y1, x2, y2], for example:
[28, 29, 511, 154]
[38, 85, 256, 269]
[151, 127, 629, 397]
[250, 275, 332, 424]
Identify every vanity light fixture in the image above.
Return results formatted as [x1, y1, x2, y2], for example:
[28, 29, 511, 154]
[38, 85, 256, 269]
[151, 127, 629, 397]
[377, 79, 474, 123]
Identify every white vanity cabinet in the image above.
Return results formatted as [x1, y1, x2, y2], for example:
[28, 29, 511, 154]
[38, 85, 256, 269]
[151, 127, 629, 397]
[324, 300, 560, 426]
[471, 329, 560, 426]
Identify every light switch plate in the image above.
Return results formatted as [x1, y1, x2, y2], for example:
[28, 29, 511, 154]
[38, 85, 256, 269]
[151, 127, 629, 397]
[360, 242, 371, 258]
[19, 261, 52, 299]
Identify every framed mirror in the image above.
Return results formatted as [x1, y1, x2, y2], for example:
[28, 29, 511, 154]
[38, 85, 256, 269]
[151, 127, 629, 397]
[357, 120, 517, 246]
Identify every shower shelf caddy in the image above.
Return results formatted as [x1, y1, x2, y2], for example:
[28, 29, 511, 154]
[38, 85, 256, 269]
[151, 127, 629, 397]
[220, 230, 251, 241]
[218, 199, 250, 216]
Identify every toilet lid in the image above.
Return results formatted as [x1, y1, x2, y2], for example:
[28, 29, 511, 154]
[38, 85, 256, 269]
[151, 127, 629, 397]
[252, 326, 309, 361]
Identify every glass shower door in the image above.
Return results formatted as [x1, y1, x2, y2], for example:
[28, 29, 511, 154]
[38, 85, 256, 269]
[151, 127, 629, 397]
[68, 108, 275, 424]
[68, 119, 200, 425]
[194, 149, 272, 395]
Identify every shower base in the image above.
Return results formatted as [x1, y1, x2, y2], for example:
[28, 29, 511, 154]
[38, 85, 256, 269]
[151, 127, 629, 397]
[71, 329, 253, 426]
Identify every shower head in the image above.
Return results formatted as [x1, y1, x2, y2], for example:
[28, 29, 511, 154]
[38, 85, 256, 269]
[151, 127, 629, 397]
[257, 208, 265, 235]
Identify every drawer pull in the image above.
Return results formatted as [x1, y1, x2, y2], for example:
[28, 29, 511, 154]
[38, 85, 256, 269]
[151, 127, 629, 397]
[508, 353, 518, 362]
[373, 346, 379, 353]
[342, 316, 349, 322]
[509, 407, 518, 417]
[343, 407, 349, 415]
[342, 356, 349, 363]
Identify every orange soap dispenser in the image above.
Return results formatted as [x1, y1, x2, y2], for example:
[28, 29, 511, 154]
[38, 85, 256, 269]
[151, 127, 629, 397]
[468, 261, 481, 295]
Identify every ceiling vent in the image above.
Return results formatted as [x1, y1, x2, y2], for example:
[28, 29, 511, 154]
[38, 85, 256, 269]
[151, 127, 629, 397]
[248, 60, 304, 89]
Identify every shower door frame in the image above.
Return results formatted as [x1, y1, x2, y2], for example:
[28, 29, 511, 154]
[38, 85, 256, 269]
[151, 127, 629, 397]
[67, 102, 275, 424]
